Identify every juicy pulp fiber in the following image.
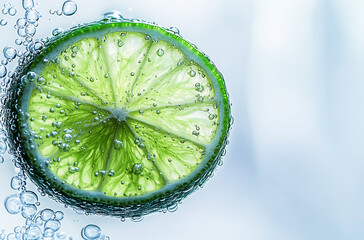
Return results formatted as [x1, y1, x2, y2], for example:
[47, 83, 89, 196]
[26, 29, 220, 198]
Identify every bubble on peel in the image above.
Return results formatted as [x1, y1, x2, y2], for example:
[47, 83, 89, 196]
[157, 49, 164, 57]
[103, 10, 123, 19]
[62, 0, 77, 16]
[0, 19, 7, 26]
[81, 224, 101, 240]
[4, 194, 22, 214]
[169, 26, 180, 34]
[25, 9, 39, 23]
[22, 0, 34, 10]
[0, 65, 6, 78]
[52, 27, 64, 36]
[3, 47, 17, 60]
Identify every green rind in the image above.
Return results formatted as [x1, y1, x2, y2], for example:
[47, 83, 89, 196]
[4, 18, 232, 218]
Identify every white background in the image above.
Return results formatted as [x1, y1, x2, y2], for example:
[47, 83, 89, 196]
[1, 0, 364, 239]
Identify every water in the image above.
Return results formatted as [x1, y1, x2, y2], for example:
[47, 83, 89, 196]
[0, 1, 231, 239]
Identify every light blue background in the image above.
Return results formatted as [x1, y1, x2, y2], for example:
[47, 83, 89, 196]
[1, 0, 364, 239]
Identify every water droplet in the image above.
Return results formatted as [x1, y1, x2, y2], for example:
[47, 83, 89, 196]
[208, 114, 215, 120]
[40, 208, 55, 221]
[8, 7, 17, 16]
[0, 65, 7, 77]
[156, 110, 161, 114]
[189, 70, 196, 77]
[0, 19, 7, 26]
[113, 139, 123, 150]
[4, 194, 22, 214]
[52, 27, 63, 36]
[20, 190, 38, 205]
[130, 216, 144, 222]
[157, 48, 164, 56]
[63, 133, 72, 142]
[167, 203, 179, 212]
[22, 0, 34, 10]
[3, 47, 17, 60]
[11, 176, 23, 190]
[25, 9, 39, 23]
[103, 10, 123, 19]
[62, 0, 77, 16]
[195, 82, 204, 92]
[132, 163, 143, 175]
[81, 224, 101, 240]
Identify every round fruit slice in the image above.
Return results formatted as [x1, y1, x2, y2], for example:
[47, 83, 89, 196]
[5, 19, 231, 218]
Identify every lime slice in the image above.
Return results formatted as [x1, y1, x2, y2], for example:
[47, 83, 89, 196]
[5, 19, 231, 217]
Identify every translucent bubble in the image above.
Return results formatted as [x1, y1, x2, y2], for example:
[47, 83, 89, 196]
[0, 19, 7, 26]
[16, 18, 27, 28]
[103, 10, 123, 19]
[11, 176, 23, 190]
[189, 70, 196, 77]
[113, 139, 123, 150]
[15, 38, 23, 45]
[25, 25, 36, 36]
[52, 28, 63, 36]
[167, 203, 178, 212]
[4, 194, 22, 214]
[62, 0, 77, 16]
[81, 224, 101, 240]
[6, 233, 16, 240]
[157, 49, 164, 57]
[0, 156, 4, 163]
[169, 26, 180, 34]
[54, 211, 64, 220]
[8, 7, 17, 16]
[20, 190, 38, 205]
[21, 204, 37, 219]
[17, 28, 27, 37]
[22, 0, 34, 10]
[56, 232, 67, 239]
[25, 9, 39, 23]
[40, 208, 55, 221]
[3, 47, 17, 60]
[130, 216, 144, 222]
[0, 65, 7, 78]
[25, 226, 42, 240]
[0, 138, 6, 153]
[44, 220, 61, 231]
[43, 228, 54, 237]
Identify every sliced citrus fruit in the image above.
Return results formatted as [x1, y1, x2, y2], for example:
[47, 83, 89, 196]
[5, 19, 231, 217]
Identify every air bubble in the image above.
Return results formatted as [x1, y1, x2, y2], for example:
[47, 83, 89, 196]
[0, 19, 7, 26]
[15, 38, 23, 45]
[25, 25, 36, 36]
[44, 219, 61, 231]
[113, 139, 123, 150]
[169, 26, 180, 34]
[43, 228, 55, 237]
[189, 70, 196, 77]
[3, 47, 17, 60]
[10, 176, 22, 190]
[0, 65, 7, 77]
[40, 209, 55, 221]
[4, 194, 22, 214]
[20, 190, 38, 205]
[52, 28, 64, 36]
[25, 9, 39, 23]
[103, 10, 123, 19]
[54, 211, 64, 220]
[157, 48, 164, 56]
[62, 0, 77, 16]
[8, 7, 17, 16]
[24, 226, 42, 240]
[81, 224, 101, 240]
[22, 0, 34, 10]
[21, 204, 37, 219]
